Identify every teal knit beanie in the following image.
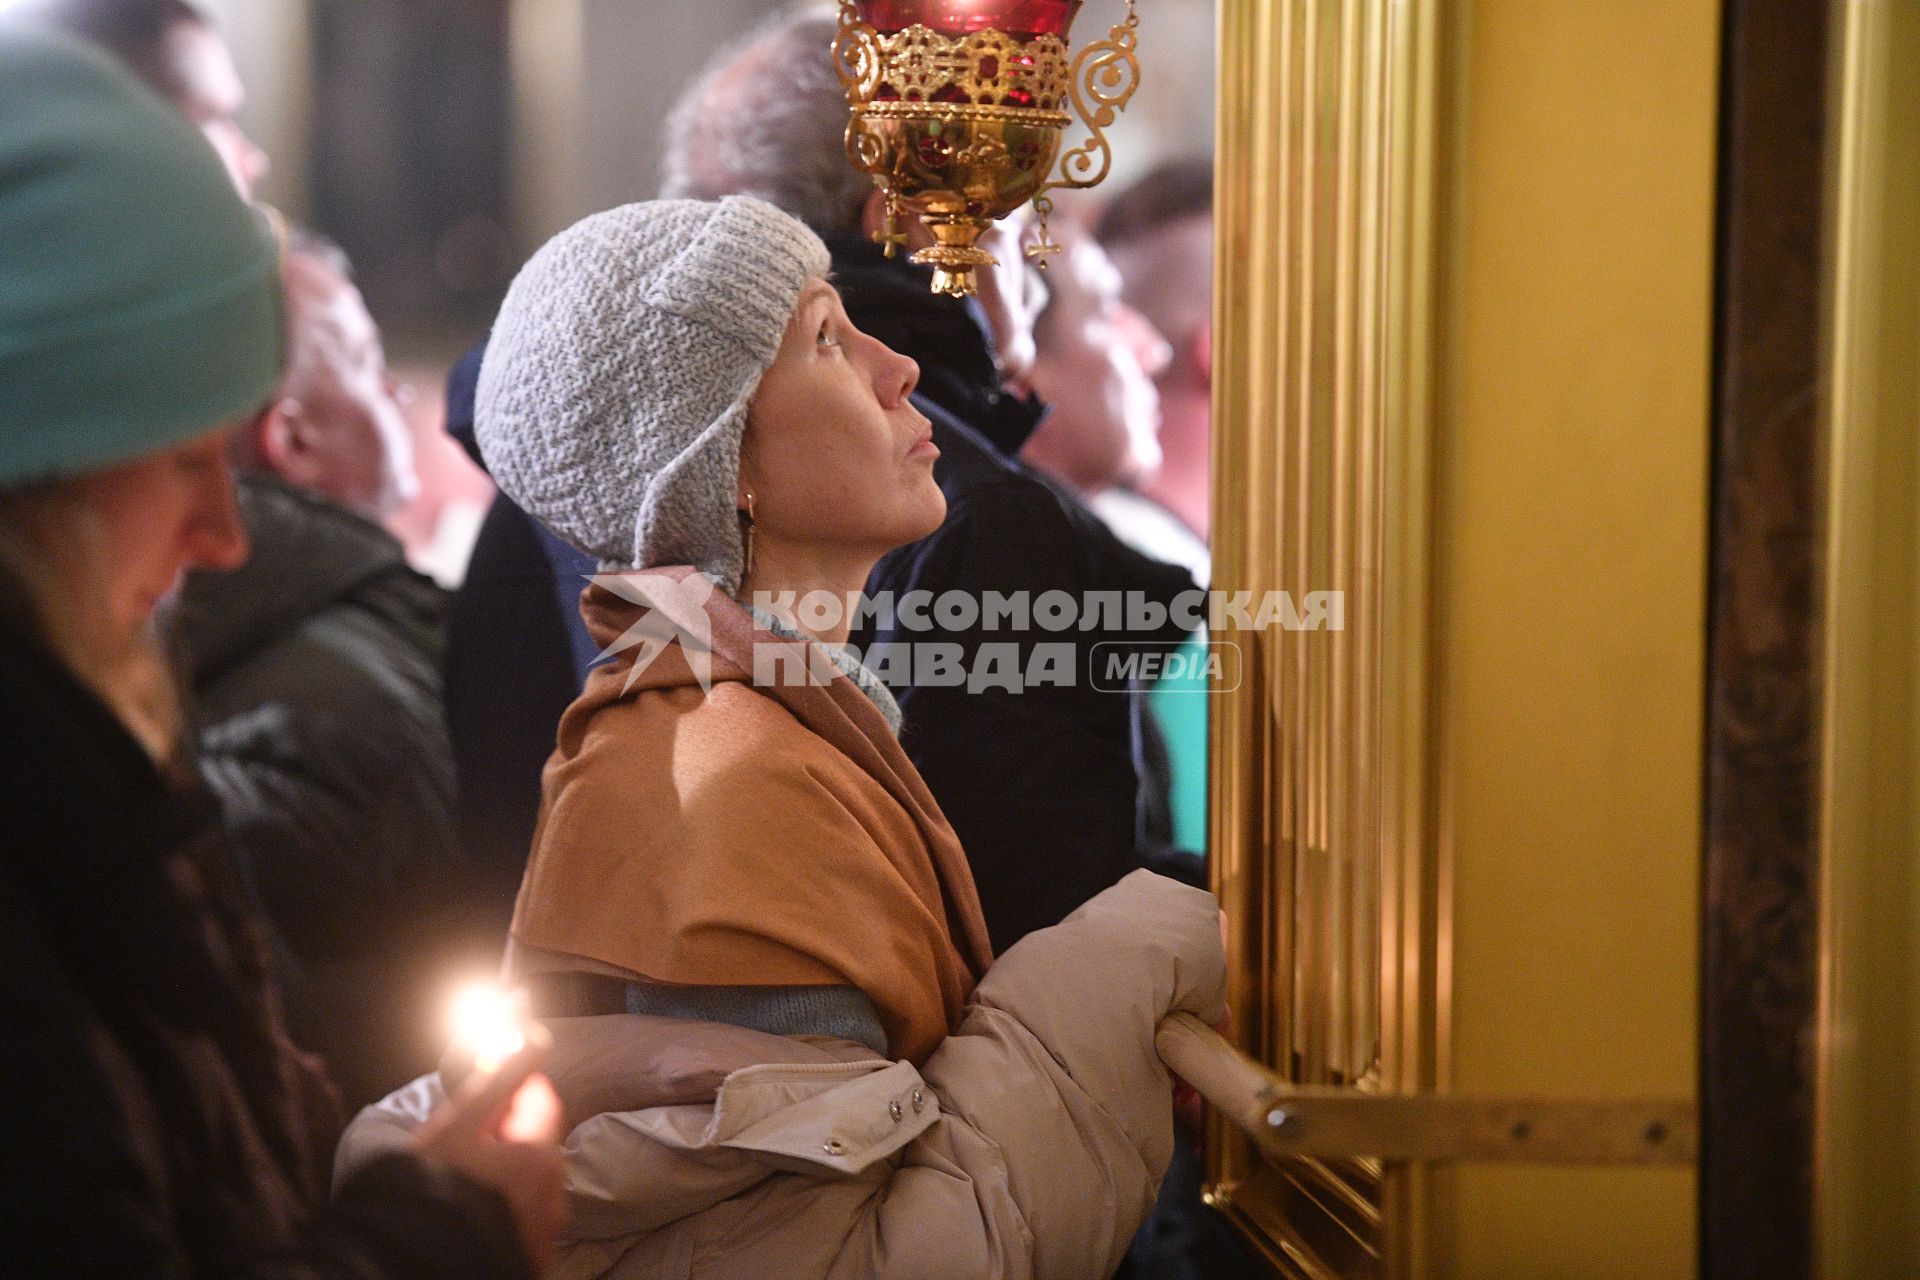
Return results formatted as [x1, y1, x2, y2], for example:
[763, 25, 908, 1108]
[0, 21, 283, 488]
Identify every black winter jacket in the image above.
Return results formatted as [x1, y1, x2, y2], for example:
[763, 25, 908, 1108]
[0, 592, 529, 1280]
[174, 474, 470, 1108]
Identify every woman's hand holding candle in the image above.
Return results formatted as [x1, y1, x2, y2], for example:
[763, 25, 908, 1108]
[420, 987, 569, 1273]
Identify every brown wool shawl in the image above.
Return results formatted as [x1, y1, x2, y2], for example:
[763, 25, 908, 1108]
[508, 568, 994, 1064]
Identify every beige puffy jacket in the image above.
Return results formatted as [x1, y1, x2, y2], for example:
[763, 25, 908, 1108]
[338, 871, 1225, 1280]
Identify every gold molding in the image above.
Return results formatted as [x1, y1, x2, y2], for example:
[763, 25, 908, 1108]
[1817, 0, 1920, 1271]
[1209, 0, 1446, 1275]
[1814, 1, 1870, 1261]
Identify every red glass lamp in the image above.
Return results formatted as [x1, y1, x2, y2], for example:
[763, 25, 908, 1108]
[835, 0, 1141, 296]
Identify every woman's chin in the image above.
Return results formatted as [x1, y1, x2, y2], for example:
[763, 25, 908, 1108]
[858, 477, 947, 556]
[875, 501, 946, 555]
[908, 486, 948, 542]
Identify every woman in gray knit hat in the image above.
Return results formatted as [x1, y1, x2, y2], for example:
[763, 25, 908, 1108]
[346, 195, 1228, 1279]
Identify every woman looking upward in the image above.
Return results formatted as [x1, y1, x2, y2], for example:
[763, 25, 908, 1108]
[346, 196, 1228, 1279]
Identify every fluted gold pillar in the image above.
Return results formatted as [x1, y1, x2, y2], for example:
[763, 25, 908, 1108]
[1208, 1, 1714, 1274]
[1208, 1, 1445, 1274]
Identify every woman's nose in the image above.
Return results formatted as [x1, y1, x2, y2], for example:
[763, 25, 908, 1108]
[186, 467, 249, 572]
[872, 340, 920, 408]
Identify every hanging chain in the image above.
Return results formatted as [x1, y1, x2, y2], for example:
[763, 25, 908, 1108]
[1027, 194, 1061, 269]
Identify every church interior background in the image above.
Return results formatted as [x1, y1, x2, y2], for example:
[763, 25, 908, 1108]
[187, 1, 1920, 1275]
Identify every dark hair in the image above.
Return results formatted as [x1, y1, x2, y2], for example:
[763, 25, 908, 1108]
[0, 547, 41, 649]
[1096, 159, 1214, 247]
[16, 0, 212, 105]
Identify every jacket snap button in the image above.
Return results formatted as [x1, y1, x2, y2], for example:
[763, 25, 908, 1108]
[911, 1088, 926, 1114]
[889, 1100, 904, 1122]
[823, 1139, 847, 1156]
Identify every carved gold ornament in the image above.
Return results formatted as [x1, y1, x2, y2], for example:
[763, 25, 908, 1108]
[834, 0, 1142, 297]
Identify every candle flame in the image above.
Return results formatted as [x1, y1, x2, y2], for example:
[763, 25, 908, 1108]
[449, 982, 528, 1074]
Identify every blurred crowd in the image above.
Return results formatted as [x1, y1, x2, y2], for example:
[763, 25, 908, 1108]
[0, 3, 1241, 1278]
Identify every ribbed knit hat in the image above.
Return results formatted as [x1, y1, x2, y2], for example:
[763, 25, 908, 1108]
[0, 22, 284, 487]
[475, 196, 831, 595]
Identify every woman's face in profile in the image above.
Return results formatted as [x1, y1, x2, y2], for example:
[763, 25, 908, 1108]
[84, 428, 250, 632]
[742, 279, 946, 563]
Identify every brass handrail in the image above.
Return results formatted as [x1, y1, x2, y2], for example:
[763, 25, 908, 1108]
[1155, 1013, 1697, 1166]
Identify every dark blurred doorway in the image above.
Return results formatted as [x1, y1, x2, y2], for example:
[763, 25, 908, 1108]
[309, 0, 513, 357]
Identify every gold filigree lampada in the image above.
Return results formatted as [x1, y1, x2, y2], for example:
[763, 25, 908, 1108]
[834, 0, 1141, 297]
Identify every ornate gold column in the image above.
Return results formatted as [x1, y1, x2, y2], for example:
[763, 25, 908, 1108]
[1208, 1, 1445, 1274]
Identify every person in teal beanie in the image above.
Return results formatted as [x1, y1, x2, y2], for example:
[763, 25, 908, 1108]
[0, 23, 278, 486]
[0, 22, 566, 1278]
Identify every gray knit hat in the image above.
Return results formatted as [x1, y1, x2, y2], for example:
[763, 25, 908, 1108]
[475, 195, 831, 594]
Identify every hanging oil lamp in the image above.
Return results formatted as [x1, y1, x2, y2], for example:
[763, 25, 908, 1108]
[834, 0, 1142, 297]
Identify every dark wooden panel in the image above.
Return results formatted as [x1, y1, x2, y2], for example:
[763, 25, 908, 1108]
[1700, 0, 1832, 1276]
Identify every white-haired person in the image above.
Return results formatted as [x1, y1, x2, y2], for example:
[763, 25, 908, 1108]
[0, 25, 566, 1278]
[341, 195, 1227, 1279]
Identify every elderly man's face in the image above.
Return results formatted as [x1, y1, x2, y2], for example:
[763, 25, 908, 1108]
[268, 254, 419, 518]
[1025, 235, 1172, 493]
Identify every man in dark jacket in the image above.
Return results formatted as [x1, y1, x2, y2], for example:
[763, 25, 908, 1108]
[31, 0, 475, 1114]
[174, 246, 469, 1109]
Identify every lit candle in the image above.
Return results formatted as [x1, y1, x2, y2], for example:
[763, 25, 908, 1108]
[448, 982, 530, 1075]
